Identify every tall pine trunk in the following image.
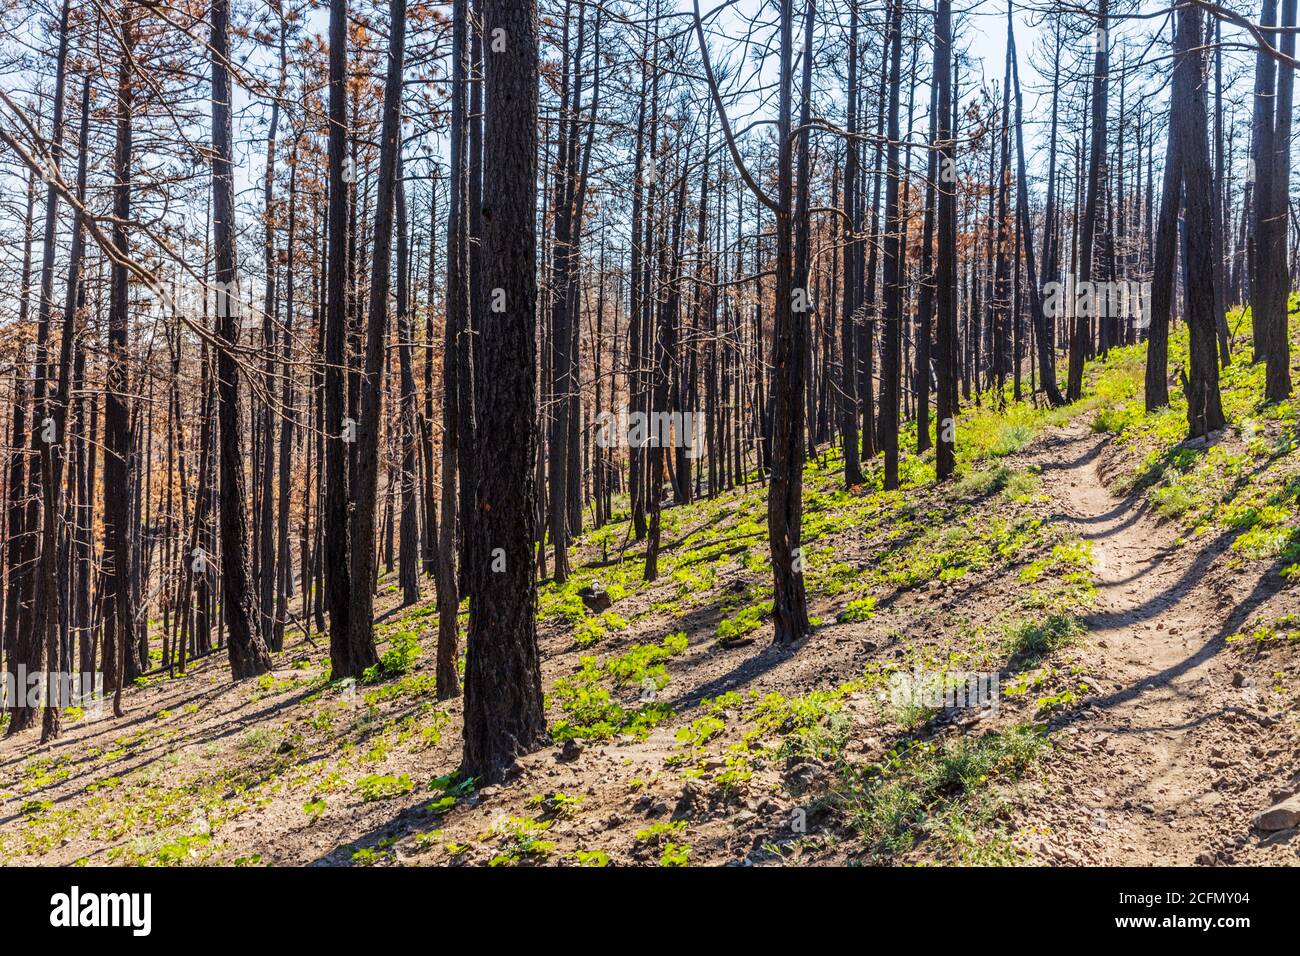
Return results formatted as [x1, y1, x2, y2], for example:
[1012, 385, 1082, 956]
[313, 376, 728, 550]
[345, 0, 406, 674]
[880, 0, 904, 488]
[462, 0, 547, 783]
[103, 7, 138, 714]
[1173, 2, 1227, 437]
[1068, 0, 1109, 402]
[767, 0, 813, 645]
[324, 0, 355, 676]
[212, 0, 272, 679]
[935, 0, 960, 478]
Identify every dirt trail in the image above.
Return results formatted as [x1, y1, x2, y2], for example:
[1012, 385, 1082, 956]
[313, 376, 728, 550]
[1025, 421, 1295, 865]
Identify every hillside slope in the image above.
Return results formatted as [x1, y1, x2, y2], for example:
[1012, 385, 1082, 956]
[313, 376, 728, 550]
[2, 335, 1298, 867]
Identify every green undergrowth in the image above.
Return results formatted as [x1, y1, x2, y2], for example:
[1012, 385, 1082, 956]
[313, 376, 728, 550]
[1090, 303, 1300, 575]
[840, 724, 1049, 864]
[1229, 611, 1300, 649]
[547, 632, 689, 741]
[539, 349, 1118, 657]
[537, 345, 1110, 757]
[664, 658, 1053, 864]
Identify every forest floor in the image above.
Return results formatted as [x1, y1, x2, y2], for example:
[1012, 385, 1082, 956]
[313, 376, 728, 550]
[3, 323, 1300, 867]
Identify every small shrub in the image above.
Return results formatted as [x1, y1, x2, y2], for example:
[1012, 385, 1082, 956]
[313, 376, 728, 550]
[488, 817, 555, 866]
[1005, 613, 1084, 664]
[363, 631, 422, 683]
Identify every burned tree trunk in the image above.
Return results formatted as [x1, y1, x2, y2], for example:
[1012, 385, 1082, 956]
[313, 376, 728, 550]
[840, 0, 865, 486]
[345, 0, 406, 675]
[880, 0, 904, 488]
[1173, 2, 1226, 437]
[935, 0, 960, 478]
[212, 0, 272, 679]
[395, 157, 421, 607]
[1009, 3, 1064, 409]
[103, 8, 138, 714]
[1067, 0, 1109, 402]
[766, 0, 813, 645]
[461, 0, 547, 783]
[324, 0, 355, 677]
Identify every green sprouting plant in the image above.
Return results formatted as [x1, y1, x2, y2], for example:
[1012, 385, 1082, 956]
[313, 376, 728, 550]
[1227, 614, 1300, 647]
[715, 602, 774, 644]
[1233, 524, 1300, 562]
[883, 513, 1047, 589]
[671, 561, 720, 600]
[427, 772, 476, 814]
[488, 817, 555, 867]
[712, 747, 756, 793]
[837, 596, 878, 623]
[549, 635, 687, 741]
[415, 709, 450, 749]
[675, 714, 726, 750]
[605, 632, 688, 687]
[1017, 537, 1096, 611]
[748, 683, 857, 763]
[303, 797, 327, 821]
[705, 691, 743, 715]
[635, 819, 685, 844]
[354, 773, 414, 802]
[549, 671, 672, 741]
[362, 672, 438, 707]
[575, 849, 610, 867]
[1093, 403, 1141, 435]
[19, 800, 52, 817]
[574, 611, 629, 648]
[362, 631, 422, 683]
[253, 673, 299, 696]
[1034, 687, 1080, 717]
[1151, 481, 1200, 520]
[527, 791, 585, 819]
[660, 842, 690, 867]
[351, 840, 395, 867]
[1004, 613, 1084, 665]
[151, 833, 212, 866]
[412, 830, 443, 851]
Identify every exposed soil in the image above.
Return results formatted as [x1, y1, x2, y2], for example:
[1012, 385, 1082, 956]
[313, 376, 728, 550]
[1016, 421, 1300, 865]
